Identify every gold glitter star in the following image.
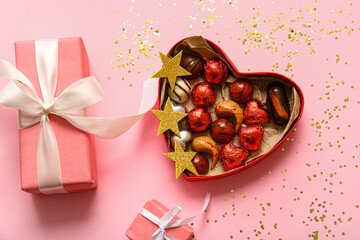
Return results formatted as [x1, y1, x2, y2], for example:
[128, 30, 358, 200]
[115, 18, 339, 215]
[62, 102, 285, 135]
[151, 98, 188, 137]
[163, 140, 198, 179]
[151, 51, 191, 90]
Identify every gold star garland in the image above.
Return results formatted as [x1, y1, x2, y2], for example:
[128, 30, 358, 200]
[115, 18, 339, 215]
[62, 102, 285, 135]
[151, 51, 191, 90]
[163, 140, 198, 179]
[151, 98, 187, 137]
[151, 50, 196, 179]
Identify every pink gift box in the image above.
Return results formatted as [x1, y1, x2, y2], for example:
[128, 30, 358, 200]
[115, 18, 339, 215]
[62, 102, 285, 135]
[15, 37, 97, 194]
[126, 200, 194, 240]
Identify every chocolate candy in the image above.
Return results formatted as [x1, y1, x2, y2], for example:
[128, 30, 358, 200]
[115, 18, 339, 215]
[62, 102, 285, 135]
[180, 56, 203, 80]
[203, 59, 228, 84]
[192, 136, 219, 170]
[237, 125, 264, 152]
[170, 130, 193, 150]
[215, 100, 243, 133]
[167, 77, 191, 103]
[243, 99, 269, 125]
[267, 84, 290, 125]
[229, 80, 253, 103]
[192, 153, 210, 174]
[220, 142, 249, 171]
[210, 118, 235, 143]
[191, 82, 217, 107]
[186, 107, 212, 133]
[170, 101, 188, 114]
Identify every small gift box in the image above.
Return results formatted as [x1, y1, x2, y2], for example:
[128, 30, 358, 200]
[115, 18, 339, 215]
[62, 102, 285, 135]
[126, 200, 194, 240]
[126, 192, 210, 240]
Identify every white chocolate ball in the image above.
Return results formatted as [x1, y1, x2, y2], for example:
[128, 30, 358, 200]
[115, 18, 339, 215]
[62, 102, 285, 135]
[167, 77, 191, 103]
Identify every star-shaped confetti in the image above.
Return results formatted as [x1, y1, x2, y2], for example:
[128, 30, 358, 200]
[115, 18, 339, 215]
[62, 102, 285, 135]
[163, 140, 198, 179]
[151, 51, 191, 90]
[151, 98, 188, 137]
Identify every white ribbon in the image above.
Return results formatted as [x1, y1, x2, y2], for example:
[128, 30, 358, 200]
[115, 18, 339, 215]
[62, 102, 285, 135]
[140, 192, 211, 240]
[0, 39, 159, 194]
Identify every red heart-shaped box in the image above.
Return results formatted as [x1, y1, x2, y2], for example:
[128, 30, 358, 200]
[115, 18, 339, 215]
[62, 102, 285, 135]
[158, 36, 304, 181]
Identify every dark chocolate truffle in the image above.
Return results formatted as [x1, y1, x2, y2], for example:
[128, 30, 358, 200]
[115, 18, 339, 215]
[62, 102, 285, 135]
[180, 56, 203, 80]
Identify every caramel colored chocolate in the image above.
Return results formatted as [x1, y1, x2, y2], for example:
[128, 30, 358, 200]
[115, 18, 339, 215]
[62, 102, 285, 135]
[180, 56, 203, 80]
[267, 85, 289, 125]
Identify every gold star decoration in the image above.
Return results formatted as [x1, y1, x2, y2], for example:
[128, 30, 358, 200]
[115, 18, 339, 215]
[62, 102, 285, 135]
[163, 140, 198, 179]
[151, 51, 191, 90]
[151, 98, 188, 137]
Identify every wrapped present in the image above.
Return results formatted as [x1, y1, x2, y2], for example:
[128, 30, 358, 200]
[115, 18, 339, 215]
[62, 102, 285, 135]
[0, 37, 159, 194]
[126, 192, 210, 240]
[16, 38, 96, 194]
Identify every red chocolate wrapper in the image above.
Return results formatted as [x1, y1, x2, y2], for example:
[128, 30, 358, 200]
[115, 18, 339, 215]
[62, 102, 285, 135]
[243, 99, 269, 125]
[191, 82, 216, 107]
[203, 58, 228, 84]
[16, 38, 97, 194]
[186, 107, 212, 133]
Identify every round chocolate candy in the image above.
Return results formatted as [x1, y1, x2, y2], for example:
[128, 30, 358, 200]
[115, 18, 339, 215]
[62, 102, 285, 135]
[203, 59, 228, 84]
[167, 77, 191, 103]
[170, 101, 188, 114]
[180, 56, 203, 80]
[210, 118, 235, 143]
[192, 153, 210, 175]
[191, 82, 217, 107]
[186, 107, 212, 133]
[170, 129, 193, 150]
[229, 80, 254, 103]
[267, 84, 290, 125]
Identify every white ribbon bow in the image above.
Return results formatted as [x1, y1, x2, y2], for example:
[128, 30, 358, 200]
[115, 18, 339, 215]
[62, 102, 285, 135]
[140, 192, 211, 240]
[0, 39, 159, 194]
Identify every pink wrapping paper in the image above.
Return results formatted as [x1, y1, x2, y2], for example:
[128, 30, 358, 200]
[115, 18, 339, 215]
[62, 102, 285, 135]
[15, 37, 97, 194]
[126, 200, 194, 240]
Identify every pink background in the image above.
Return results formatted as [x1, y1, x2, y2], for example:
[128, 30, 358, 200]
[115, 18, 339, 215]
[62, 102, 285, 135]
[0, 0, 359, 239]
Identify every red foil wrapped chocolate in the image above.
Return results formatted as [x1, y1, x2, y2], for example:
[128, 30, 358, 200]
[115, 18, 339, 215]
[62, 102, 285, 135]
[237, 125, 264, 152]
[186, 107, 212, 133]
[191, 82, 217, 107]
[243, 99, 269, 125]
[229, 80, 254, 104]
[210, 118, 235, 143]
[220, 142, 249, 171]
[203, 59, 228, 84]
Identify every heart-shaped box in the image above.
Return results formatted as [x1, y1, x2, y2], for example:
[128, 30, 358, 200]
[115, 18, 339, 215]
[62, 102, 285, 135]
[158, 36, 304, 181]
